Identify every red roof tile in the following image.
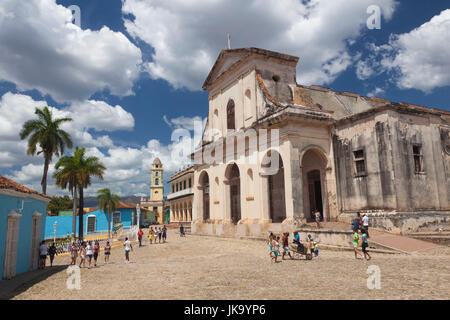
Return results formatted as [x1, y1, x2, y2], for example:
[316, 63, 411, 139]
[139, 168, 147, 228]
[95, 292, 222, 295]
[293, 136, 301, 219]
[0, 175, 51, 200]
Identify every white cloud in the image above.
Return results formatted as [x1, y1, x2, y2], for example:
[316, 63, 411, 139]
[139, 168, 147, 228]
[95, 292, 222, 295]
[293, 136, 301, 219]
[367, 87, 385, 97]
[358, 9, 450, 92]
[0, 92, 134, 168]
[0, 0, 142, 102]
[123, 0, 397, 90]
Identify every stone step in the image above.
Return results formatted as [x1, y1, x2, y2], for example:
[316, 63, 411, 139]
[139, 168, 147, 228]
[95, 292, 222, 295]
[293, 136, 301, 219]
[409, 235, 450, 246]
[408, 231, 450, 237]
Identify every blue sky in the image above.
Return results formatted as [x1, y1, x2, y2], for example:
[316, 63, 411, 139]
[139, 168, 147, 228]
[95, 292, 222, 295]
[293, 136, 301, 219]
[0, 0, 449, 197]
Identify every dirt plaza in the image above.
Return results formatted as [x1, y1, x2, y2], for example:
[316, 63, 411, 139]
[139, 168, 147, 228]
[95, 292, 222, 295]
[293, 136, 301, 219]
[9, 229, 450, 300]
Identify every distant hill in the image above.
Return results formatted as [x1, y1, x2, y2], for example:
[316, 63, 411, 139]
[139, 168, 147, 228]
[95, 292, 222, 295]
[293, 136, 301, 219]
[83, 195, 141, 207]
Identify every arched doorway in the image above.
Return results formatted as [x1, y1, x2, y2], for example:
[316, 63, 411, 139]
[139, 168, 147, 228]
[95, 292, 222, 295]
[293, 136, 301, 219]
[264, 151, 286, 223]
[199, 171, 210, 222]
[225, 163, 241, 224]
[301, 148, 327, 221]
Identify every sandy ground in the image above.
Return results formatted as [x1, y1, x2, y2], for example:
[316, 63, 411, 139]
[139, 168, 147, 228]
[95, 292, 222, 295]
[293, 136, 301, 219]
[11, 230, 450, 300]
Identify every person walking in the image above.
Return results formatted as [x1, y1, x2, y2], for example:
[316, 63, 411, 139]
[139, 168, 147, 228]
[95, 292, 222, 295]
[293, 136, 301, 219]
[352, 228, 363, 259]
[48, 242, 57, 267]
[352, 212, 361, 231]
[79, 242, 87, 268]
[148, 227, 154, 244]
[162, 225, 167, 243]
[39, 240, 48, 269]
[104, 241, 111, 264]
[93, 241, 100, 267]
[124, 237, 133, 264]
[138, 229, 144, 247]
[282, 233, 293, 260]
[307, 234, 315, 257]
[70, 241, 78, 265]
[361, 229, 371, 261]
[362, 214, 369, 238]
[86, 241, 94, 268]
[157, 227, 162, 243]
[272, 236, 280, 263]
[180, 224, 185, 237]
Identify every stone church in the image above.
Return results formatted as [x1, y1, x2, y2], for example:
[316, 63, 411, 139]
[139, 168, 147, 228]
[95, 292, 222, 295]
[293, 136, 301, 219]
[191, 47, 450, 237]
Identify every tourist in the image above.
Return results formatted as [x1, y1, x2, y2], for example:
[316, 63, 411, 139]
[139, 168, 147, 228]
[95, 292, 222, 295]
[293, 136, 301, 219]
[362, 213, 369, 238]
[138, 229, 144, 247]
[272, 236, 280, 263]
[293, 231, 300, 245]
[352, 228, 363, 259]
[149, 227, 154, 244]
[157, 227, 162, 243]
[86, 241, 94, 268]
[361, 229, 371, 261]
[104, 241, 111, 264]
[315, 210, 321, 228]
[268, 236, 275, 261]
[39, 240, 48, 269]
[93, 241, 100, 267]
[70, 241, 78, 265]
[124, 237, 133, 264]
[48, 242, 57, 267]
[282, 233, 293, 260]
[352, 213, 360, 231]
[79, 242, 87, 268]
[307, 234, 315, 257]
[180, 224, 185, 237]
[162, 225, 167, 243]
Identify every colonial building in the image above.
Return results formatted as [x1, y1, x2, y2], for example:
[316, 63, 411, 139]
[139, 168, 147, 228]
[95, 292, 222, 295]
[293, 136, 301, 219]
[167, 166, 194, 223]
[141, 158, 165, 224]
[191, 47, 450, 237]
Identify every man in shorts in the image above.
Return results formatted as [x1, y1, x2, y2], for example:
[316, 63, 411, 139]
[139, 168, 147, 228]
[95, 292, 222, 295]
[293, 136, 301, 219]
[123, 237, 133, 264]
[282, 232, 293, 260]
[39, 240, 48, 269]
[137, 229, 144, 247]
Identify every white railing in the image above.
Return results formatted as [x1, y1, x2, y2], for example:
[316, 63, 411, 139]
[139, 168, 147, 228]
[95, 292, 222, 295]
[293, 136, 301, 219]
[167, 188, 193, 200]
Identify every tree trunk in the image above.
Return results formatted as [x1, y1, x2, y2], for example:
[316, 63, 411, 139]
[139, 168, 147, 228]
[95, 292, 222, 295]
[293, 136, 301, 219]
[78, 186, 84, 242]
[41, 155, 50, 195]
[72, 185, 77, 239]
[108, 209, 111, 240]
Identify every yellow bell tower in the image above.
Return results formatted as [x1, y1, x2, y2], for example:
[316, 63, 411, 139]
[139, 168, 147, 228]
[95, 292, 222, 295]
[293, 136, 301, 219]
[145, 157, 165, 224]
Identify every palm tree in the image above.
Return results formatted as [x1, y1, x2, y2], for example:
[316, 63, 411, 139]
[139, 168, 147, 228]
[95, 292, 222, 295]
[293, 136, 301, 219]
[20, 106, 73, 194]
[53, 151, 81, 238]
[76, 148, 105, 241]
[97, 188, 121, 240]
[54, 147, 105, 241]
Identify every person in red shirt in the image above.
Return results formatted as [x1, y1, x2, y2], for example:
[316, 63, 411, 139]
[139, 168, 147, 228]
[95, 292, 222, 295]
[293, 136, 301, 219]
[137, 229, 144, 247]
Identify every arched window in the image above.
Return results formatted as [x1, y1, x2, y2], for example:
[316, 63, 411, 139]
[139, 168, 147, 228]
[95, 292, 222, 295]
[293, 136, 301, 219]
[227, 99, 235, 130]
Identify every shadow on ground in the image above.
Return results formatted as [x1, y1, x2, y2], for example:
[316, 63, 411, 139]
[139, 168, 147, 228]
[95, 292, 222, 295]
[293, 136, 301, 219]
[0, 265, 67, 300]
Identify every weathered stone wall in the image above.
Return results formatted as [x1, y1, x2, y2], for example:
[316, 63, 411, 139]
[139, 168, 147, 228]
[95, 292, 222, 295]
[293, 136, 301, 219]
[333, 110, 450, 213]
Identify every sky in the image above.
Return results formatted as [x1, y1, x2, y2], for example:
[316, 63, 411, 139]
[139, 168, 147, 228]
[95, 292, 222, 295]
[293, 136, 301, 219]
[0, 0, 449, 198]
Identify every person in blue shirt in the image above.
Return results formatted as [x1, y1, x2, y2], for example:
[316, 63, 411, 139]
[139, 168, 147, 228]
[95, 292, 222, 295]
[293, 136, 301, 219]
[361, 230, 371, 261]
[352, 212, 361, 231]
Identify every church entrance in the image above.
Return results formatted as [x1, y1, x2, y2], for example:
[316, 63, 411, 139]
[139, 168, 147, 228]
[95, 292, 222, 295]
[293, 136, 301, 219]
[200, 173, 210, 222]
[307, 170, 323, 221]
[301, 148, 327, 222]
[227, 164, 241, 224]
[268, 153, 286, 223]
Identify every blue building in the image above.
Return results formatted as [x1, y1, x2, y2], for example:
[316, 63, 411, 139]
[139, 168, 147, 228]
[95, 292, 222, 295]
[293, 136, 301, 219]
[44, 202, 145, 239]
[0, 175, 49, 280]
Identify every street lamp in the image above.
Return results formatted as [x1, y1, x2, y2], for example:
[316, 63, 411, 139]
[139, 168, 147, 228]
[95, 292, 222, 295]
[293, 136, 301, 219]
[53, 221, 58, 244]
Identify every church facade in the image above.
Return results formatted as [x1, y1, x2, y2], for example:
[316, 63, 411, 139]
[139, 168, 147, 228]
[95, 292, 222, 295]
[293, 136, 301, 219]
[191, 47, 450, 237]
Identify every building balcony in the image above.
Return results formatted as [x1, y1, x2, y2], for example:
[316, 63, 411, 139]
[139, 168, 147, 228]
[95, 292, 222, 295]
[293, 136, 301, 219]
[167, 188, 193, 201]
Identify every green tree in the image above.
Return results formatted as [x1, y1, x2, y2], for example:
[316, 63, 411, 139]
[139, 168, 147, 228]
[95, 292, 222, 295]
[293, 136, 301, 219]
[47, 195, 73, 216]
[96, 188, 120, 240]
[54, 147, 105, 241]
[19, 106, 73, 194]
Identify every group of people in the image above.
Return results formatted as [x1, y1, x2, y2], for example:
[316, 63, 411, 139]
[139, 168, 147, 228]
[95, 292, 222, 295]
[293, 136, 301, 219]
[351, 212, 371, 261]
[38, 241, 57, 269]
[268, 231, 319, 262]
[137, 225, 168, 247]
[70, 240, 112, 268]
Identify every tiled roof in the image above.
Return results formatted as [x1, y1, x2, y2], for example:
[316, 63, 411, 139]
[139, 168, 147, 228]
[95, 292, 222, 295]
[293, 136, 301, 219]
[0, 175, 51, 200]
[84, 201, 142, 215]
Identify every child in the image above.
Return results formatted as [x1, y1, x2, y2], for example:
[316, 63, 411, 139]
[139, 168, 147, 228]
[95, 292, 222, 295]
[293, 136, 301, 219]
[272, 236, 280, 263]
[70, 241, 78, 265]
[148, 228, 154, 244]
[315, 210, 321, 229]
[353, 228, 363, 259]
[307, 234, 315, 256]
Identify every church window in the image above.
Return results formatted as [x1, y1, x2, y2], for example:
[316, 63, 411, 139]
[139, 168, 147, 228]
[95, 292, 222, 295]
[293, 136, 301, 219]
[353, 149, 366, 177]
[155, 178, 159, 185]
[413, 145, 424, 173]
[227, 99, 235, 130]
[188, 178, 192, 188]
[155, 172, 158, 177]
[183, 180, 186, 189]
